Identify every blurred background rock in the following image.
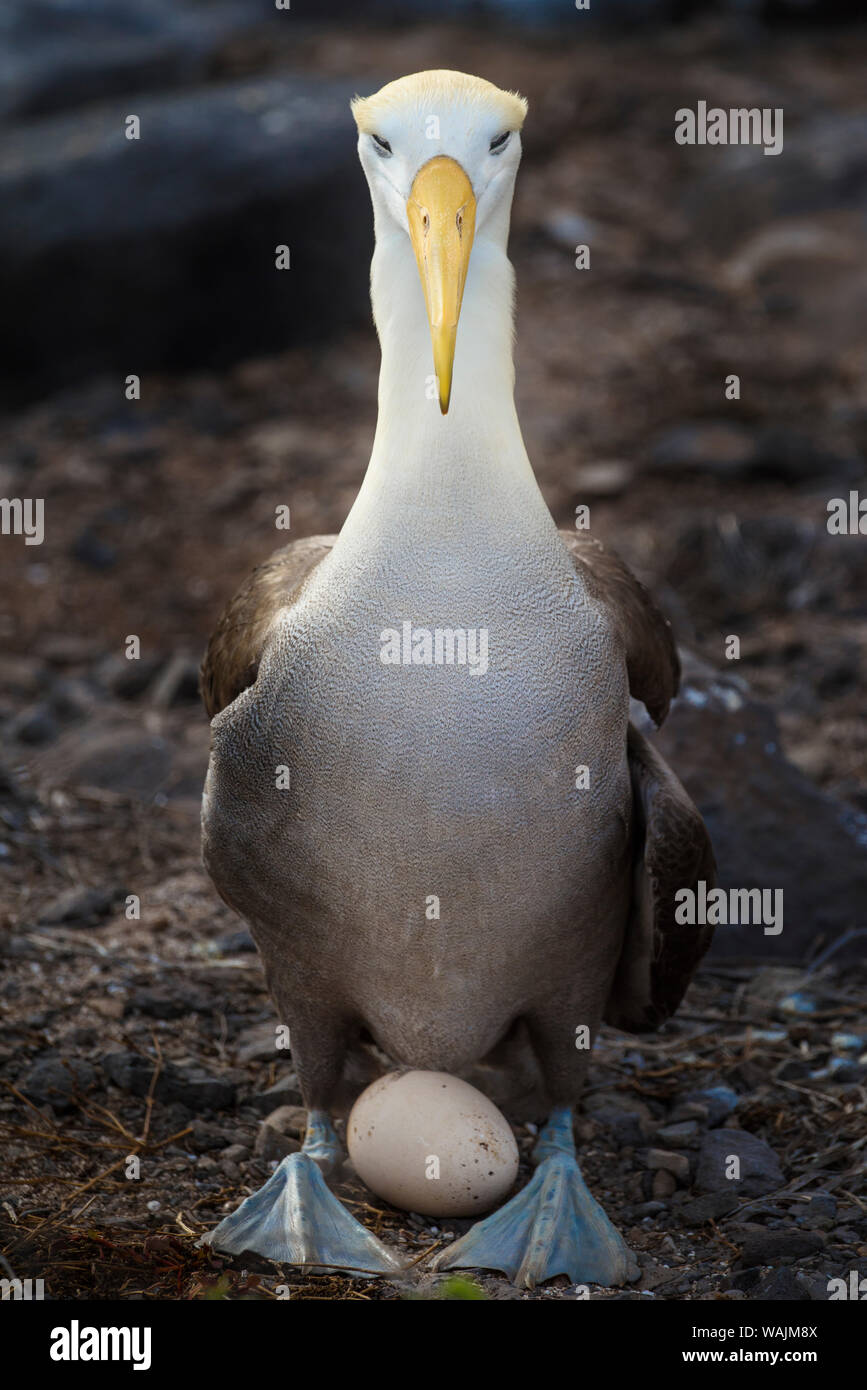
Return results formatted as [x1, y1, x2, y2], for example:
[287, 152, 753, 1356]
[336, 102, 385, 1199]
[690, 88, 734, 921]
[1, 0, 866, 963]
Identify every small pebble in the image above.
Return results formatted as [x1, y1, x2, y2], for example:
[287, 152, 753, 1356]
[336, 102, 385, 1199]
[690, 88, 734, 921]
[652, 1169, 677, 1200]
[645, 1148, 690, 1183]
[655, 1121, 699, 1147]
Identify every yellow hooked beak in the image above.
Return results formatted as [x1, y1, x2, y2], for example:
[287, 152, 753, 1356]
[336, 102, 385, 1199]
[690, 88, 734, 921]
[407, 156, 477, 415]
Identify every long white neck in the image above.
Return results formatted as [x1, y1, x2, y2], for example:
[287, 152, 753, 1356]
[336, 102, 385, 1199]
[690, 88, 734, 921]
[334, 225, 558, 558]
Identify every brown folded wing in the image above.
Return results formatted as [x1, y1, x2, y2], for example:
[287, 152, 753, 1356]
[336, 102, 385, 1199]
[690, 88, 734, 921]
[605, 724, 717, 1032]
[200, 535, 336, 719]
[559, 530, 679, 727]
[558, 530, 715, 1030]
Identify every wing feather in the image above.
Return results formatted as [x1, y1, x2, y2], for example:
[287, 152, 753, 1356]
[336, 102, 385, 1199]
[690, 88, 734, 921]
[559, 530, 679, 726]
[200, 535, 336, 718]
[605, 724, 716, 1032]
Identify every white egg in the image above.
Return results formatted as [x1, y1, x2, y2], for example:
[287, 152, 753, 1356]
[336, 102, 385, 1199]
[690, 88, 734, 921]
[347, 1070, 520, 1217]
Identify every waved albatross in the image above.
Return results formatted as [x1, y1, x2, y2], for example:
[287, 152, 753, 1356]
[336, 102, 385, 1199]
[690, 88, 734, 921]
[199, 70, 716, 1287]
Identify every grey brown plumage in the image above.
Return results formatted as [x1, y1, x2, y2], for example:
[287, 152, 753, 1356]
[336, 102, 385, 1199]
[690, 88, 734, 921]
[202, 531, 679, 724]
[200, 536, 335, 719]
[201, 527, 714, 1048]
[560, 532, 680, 728]
[605, 723, 716, 1032]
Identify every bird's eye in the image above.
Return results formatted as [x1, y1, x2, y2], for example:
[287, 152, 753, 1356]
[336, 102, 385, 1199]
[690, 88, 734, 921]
[372, 134, 392, 156]
[489, 131, 511, 153]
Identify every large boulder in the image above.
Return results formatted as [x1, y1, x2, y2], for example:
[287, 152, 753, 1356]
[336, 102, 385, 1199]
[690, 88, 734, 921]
[0, 0, 274, 121]
[682, 113, 867, 252]
[0, 72, 374, 404]
[634, 652, 867, 960]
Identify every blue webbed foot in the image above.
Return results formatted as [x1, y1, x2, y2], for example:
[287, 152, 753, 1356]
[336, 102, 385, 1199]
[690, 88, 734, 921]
[201, 1110, 402, 1276]
[431, 1105, 639, 1289]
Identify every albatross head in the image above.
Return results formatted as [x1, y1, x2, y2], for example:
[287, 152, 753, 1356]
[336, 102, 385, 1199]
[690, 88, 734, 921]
[352, 70, 527, 415]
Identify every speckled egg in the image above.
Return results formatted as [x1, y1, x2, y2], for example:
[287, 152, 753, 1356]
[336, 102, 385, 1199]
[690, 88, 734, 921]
[347, 1070, 520, 1217]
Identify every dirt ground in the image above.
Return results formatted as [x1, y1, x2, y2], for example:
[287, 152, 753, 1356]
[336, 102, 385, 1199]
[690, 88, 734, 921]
[1, 20, 866, 1300]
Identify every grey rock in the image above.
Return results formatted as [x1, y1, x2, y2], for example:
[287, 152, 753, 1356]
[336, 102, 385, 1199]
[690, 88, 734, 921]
[644, 1149, 691, 1183]
[649, 421, 853, 485]
[669, 1101, 711, 1124]
[652, 1169, 677, 1200]
[101, 1051, 167, 1095]
[102, 1051, 235, 1111]
[630, 1201, 667, 1219]
[72, 525, 117, 571]
[220, 1143, 249, 1164]
[663, 519, 822, 625]
[777, 1059, 812, 1081]
[124, 986, 208, 1019]
[695, 1129, 784, 1198]
[795, 1273, 838, 1301]
[0, 0, 272, 123]
[684, 114, 867, 254]
[649, 421, 758, 479]
[9, 704, 58, 744]
[832, 1226, 862, 1243]
[819, 1061, 867, 1085]
[676, 1191, 740, 1226]
[739, 1229, 826, 1267]
[0, 73, 373, 405]
[261, 1105, 307, 1139]
[682, 1085, 740, 1125]
[799, 1194, 837, 1230]
[67, 1026, 97, 1047]
[750, 1268, 815, 1302]
[583, 1091, 653, 1146]
[254, 1123, 301, 1163]
[21, 1056, 96, 1111]
[48, 677, 94, 720]
[190, 1119, 236, 1152]
[165, 1069, 237, 1112]
[218, 929, 256, 955]
[38, 883, 124, 927]
[637, 651, 867, 960]
[37, 634, 102, 666]
[249, 1072, 303, 1115]
[654, 1120, 699, 1147]
[41, 727, 174, 799]
[96, 653, 163, 699]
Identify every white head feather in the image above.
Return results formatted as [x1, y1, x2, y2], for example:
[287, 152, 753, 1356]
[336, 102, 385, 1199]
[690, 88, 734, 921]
[352, 69, 527, 247]
[338, 68, 546, 538]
